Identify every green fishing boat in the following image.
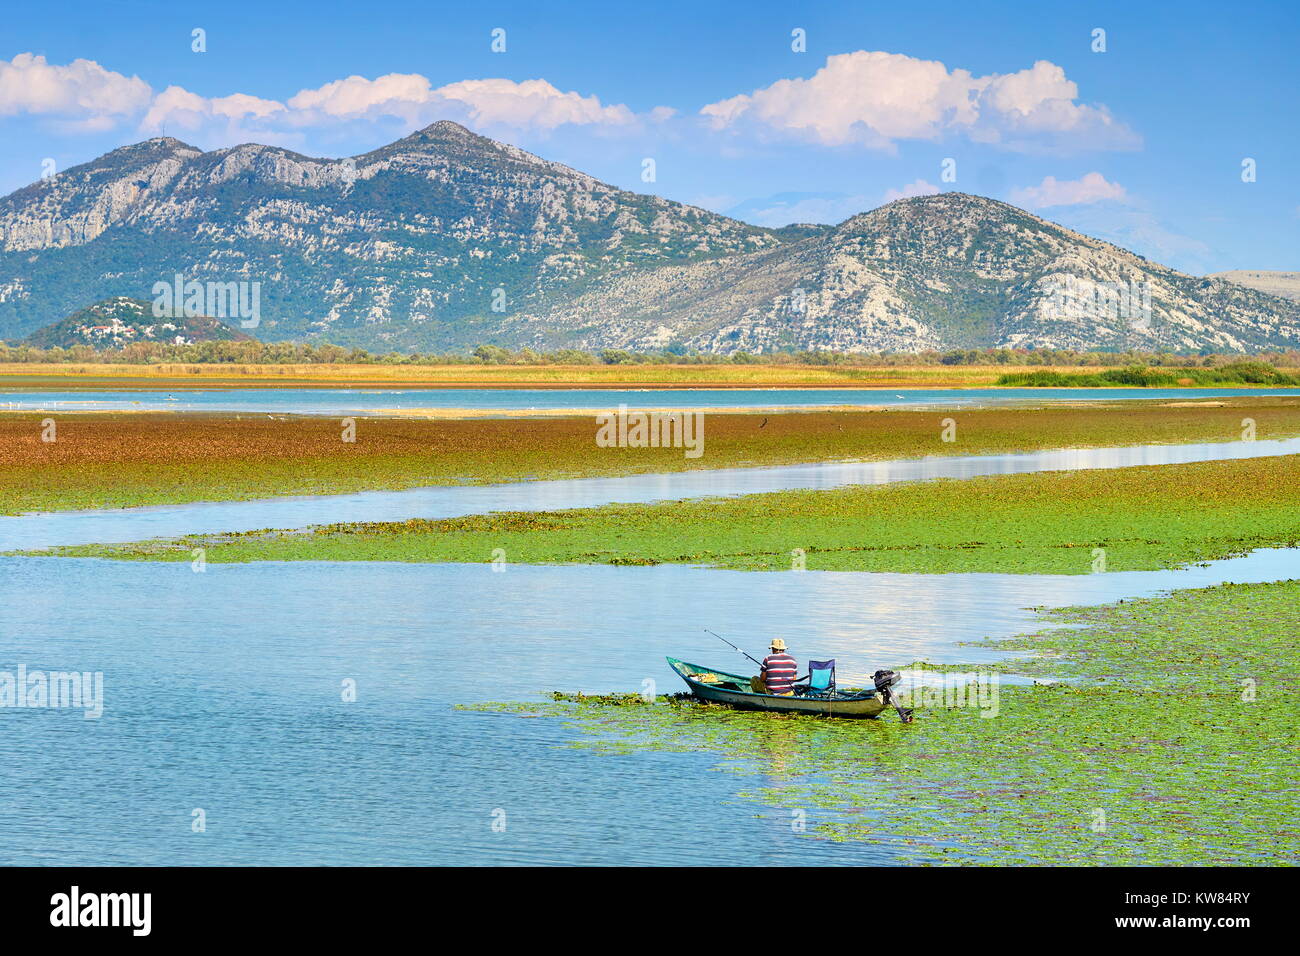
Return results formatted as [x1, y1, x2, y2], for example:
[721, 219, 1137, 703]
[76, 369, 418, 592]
[667, 657, 890, 719]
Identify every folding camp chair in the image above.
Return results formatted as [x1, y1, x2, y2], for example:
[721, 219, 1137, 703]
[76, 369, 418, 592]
[806, 659, 836, 697]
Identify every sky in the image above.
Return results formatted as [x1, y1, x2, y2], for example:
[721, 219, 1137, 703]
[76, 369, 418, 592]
[1, 0, 1296, 274]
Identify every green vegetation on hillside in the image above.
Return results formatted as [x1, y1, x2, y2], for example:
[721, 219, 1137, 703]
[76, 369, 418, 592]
[21, 296, 252, 349]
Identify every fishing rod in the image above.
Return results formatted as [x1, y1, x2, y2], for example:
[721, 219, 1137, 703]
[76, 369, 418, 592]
[705, 629, 764, 668]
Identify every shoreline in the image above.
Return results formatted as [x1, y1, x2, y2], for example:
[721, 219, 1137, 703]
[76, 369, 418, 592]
[4, 361, 1300, 392]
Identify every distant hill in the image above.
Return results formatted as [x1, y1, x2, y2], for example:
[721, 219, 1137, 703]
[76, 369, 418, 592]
[22, 296, 252, 348]
[1210, 271, 1300, 303]
[1, 122, 1297, 353]
[504, 193, 1300, 353]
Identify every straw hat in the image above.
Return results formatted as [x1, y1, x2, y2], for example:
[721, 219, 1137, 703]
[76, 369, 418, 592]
[769, 638, 787, 652]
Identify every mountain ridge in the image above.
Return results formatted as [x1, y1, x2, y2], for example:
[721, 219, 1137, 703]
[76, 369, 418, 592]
[0, 120, 783, 347]
[1, 123, 1296, 353]
[502, 191, 1300, 353]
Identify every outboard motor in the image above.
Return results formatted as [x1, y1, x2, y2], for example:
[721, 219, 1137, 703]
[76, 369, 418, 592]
[873, 669, 914, 723]
[873, 669, 901, 692]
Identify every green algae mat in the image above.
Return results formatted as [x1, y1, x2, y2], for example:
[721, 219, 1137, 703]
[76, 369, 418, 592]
[42, 454, 1300, 576]
[463, 580, 1300, 865]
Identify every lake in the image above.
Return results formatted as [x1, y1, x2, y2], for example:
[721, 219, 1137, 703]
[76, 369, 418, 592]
[1, 548, 1297, 865]
[2, 423, 1298, 864]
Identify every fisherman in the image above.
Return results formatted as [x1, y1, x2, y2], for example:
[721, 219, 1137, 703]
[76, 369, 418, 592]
[752, 638, 800, 696]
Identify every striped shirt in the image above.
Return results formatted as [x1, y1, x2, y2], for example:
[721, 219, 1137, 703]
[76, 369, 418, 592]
[762, 653, 798, 694]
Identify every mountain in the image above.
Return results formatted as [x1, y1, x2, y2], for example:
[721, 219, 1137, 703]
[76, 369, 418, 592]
[1, 123, 1297, 354]
[503, 193, 1300, 353]
[1210, 271, 1300, 303]
[0, 122, 785, 350]
[21, 296, 252, 348]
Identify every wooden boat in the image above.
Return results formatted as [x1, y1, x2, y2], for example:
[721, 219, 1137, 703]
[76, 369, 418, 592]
[667, 657, 887, 719]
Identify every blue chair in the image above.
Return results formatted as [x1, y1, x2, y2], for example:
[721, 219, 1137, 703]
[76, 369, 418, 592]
[807, 659, 836, 697]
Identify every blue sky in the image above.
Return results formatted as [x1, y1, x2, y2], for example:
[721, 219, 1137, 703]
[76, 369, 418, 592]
[2, 0, 1296, 273]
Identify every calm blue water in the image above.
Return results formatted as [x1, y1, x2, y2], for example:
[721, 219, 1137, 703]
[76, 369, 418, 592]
[2, 385, 1298, 415]
[5, 435, 1298, 551]
[1, 549, 1297, 865]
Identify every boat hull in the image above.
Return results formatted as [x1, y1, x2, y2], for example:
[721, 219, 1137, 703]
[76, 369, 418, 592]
[667, 657, 886, 719]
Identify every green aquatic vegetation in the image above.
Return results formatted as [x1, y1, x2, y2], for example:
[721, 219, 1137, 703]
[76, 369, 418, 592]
[546, 691, 680, 706]
[462, 580, 1300, 865]
[4, 398, 1299, 515]
[35, 455, 1300, 576]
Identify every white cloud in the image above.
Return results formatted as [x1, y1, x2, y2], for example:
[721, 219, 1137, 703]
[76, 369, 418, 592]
[700, 51, 1138, 152]
[287, 72, 434, 121]
[286, 73, 639, 128]
[0, 53, 151, 125]
[145, 73, 641, 135]
[140, 86, 286, 133]
[1010, 172, 1126, 209]
[1, 53, 649, 140]
[883, 179, 940, 202]
[423, 77, 635, 128]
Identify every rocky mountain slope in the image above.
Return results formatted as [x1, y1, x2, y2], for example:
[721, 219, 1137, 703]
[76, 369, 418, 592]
[21, 296, 250, 348]
[1, 123, 1296, 353]
[0, 122, 782, 350]
[504, 193, 1300, 353]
